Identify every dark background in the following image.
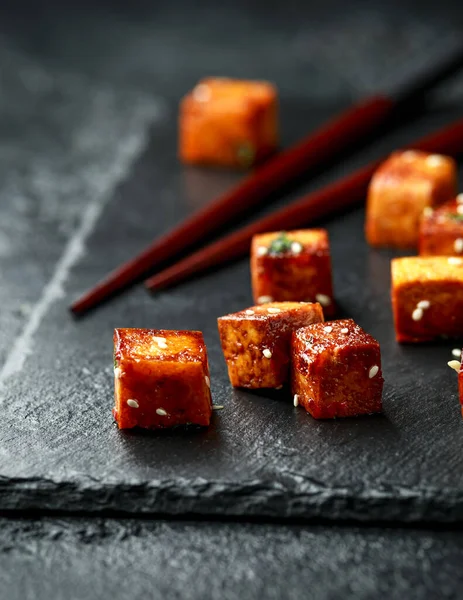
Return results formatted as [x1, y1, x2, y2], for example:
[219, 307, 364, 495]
[1, 1, 463, 598]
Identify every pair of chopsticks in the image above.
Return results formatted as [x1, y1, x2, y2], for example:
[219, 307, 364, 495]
[71, 43, 463, 315]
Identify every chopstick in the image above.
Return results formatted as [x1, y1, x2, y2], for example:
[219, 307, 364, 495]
[145, 117, 463, 291]
[71, 43, 463, 315]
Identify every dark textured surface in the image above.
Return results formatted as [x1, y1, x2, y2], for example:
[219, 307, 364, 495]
[0, 517, 462, 600]
[1, 0, 463, 525]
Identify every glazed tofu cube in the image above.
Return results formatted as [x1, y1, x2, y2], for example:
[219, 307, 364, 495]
[218, 301, 324, 389]
[366, 150, 457, 248]
[291, 319, 383, 419]
[419, 197, 463, 256]
[391, 257, 463, 343]
[179, 77, 278, 169]
[113, 329, 212, 429]
[251, 229, 335, 317]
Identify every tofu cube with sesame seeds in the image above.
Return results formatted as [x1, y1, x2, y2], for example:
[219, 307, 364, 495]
[419, 197, 463, 256]
[365, 150, 457, 248]
[391, 257, 463, 343]
[113, 329, 212, 429]
[251, 229, 335, 317]
[291, 319, 383, 419]
[179, 77, 278, 169]
[217, 301, 324, 389]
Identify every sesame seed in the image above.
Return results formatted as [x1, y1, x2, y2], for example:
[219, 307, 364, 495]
[452, 348, 461, 358]
[412, 307, 423, 321]
[245, 309, 254, 315]
[205, 376, 210, 388]
[262, 348, 272, 359]
[417, 300, 430, 310]
[454, 238, 463, 254]
[156, 408, 168, 416]
[293, 394, 299, 407]
[193, 83, 211, 102]
[276, 385, 283, 390]
[423, 206, 433, 218]
[448, 257, 463, 265]
[369, 365, 379, 379]
[154, 336, 168, 349]
[267, 307, 281, 314]
[257, 296, 273, 304]
[324, 326, 333, 333]
[448, 360, 461, 373]
[458, 205, 463, 215]
[114, 367, 122, 378]
[457, 193, 463, 204]
[426, 154, 444, 167]
[340, 328, 349, 334]
[257, 246, 268, 257]
[316, 294, 332, 307]
[291, 241, 303, 254]
[212, 405, 224, 410]
[127, 399, 139, 408]
[402, 150, 417, 161]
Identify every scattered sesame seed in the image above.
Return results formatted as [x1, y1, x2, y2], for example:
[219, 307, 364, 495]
[369, 365, 379, 379]
[452, 348, 461, 358]
[156, 408, 168, 416]
[426, 154, 444, 167]
[257, 296, 273, 304]
[293, 394, 299, 407]
[245, 309, 254, 315]
[458, 205, 463, 215]
[417, 300, 430, 310]
[316, 293, 332, 307]
[324, 326, 333, 333]
[340, 328, 349, 334]
[448, 360, 461, 373]
[212, 405, 224, 410]
[154, 336, 168, 349]
[257, 246, 268, 257]
[114, 367, 122, 378]
[291, 241, 303, 254]
[262, 348, 272, 359]
[454, 238, 463, 254]
[205, 376, 210, 388]
[423, 206, 433, 218]
[267, 307, 281, 314]
[402, 150, 417, 161]
[412, 307, 423, 321]
[457, 193, 463, 204]
[193, 83, 211, 102]
[448, 257, 463, 265]
[127, 399, 139, 408]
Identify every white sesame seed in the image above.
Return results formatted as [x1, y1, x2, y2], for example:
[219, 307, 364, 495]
[340, 328, 349, 334]
[293, 394, 299, 407]
[245, 309, 254, 315]
[193, 83, 211, 102]
[426, 154, 445, 167]
[452, 348, 461, 358]
[412, 307, 423, 321]
[417, 300, 430, 310]
[316, 293, 332, 307]
[205, 376, 210, 388]
[448, 257, 463, 265]
[423, 206, 433, 218]
[156, 408, 168, 416]
[324, 326, 333, 333]
[114, 367, 122, 378]
[291, 241, 303, 254]
[458, 205, 463, 215]
[402, 150, 418, 161]
[154, 336, 168, 349]
[127, 399, 139, 408]
[212, 405, 224, 410]
[257, 246, 268, 257]
[369, 365, 379, 379]
[448, 360, 461, 373]
[267, 307, 281, 314]
[457, 193, 463, 204]
[262, 348, 272, 359]
[454, 238, 463, 254]
[257, 296, 273, 304]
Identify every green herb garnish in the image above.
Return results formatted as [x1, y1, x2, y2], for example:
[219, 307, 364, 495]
[269, 232, 293, 255]
[446, 213, 463, 223]
[237, 141, 255, 168]
[114, 356, 118, 369]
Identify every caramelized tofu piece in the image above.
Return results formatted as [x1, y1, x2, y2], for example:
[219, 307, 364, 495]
[391, 257, 463, 343]
[291, 319, 383, 419]
[251, 229, 335, 317]
[113, 329, 212, 429]
[179, 77, 278, 168]
[366, 150, 457, 248]
[419, 197, 463, 256]
[218, 301, 324, 389]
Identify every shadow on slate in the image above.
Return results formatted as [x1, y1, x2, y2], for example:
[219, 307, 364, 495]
[2, 98, 463, 525]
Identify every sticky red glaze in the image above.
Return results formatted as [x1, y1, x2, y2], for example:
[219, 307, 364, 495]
[419, 199, 463, 256]
[291, 319, 383, 419]
[113, 328, 212, 429]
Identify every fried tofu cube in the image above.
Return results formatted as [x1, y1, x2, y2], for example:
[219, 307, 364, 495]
[391, 257, 463, 343]
[419, 197, 463, 256]
[113, 329, 212, 429]
[291, 319, 383, 419]
[366, 150, 457, 248]
[218, 301, 324, 389]
[179, 77, 278, 169]
[251, 229, 335, 317]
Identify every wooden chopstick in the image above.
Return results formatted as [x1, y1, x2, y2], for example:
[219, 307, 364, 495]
[71, 43, 463, 315]
[145, 117, 463, 292]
